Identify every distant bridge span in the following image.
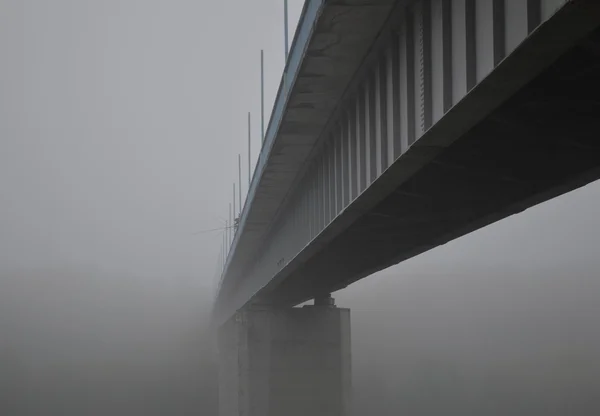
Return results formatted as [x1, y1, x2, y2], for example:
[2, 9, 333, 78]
[214, 0, 600, 326]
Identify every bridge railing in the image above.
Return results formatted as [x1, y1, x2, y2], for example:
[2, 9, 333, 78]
[217, 0, 325, 295]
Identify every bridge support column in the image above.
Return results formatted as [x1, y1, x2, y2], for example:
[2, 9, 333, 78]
[217, 300, 351, 416]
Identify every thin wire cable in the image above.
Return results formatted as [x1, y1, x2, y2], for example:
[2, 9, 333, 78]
[192, 225, 235, 235]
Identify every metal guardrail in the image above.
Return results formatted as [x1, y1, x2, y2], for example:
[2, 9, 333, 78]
[216, 0, 325, 295]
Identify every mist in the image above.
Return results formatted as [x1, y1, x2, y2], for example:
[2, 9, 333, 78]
[342, 180, 600, 415]
[0, 267, 217, 415]
[1, 0, 600, 415]
[0, 1, 301, 414]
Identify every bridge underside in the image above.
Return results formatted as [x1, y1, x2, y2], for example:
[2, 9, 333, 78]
[268, 25, 600, 306]
[215, 0, 600, 324]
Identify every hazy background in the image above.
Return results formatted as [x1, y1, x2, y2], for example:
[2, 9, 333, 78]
[1, 1, 599, 415]
[344, 181, 600, 415]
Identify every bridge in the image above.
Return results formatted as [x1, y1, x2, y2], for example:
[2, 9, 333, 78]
[214, 1, 600, 415]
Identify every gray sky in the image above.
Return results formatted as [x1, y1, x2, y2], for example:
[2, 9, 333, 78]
[1, 0, 600, 295]
[0, 0, 303, 288]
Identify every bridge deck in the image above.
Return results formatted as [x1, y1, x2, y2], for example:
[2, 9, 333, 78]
[218, 0, 398, 302]
[215, 0, 600, 325]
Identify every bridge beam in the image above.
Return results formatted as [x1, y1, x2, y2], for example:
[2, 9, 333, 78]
[215, 0, 600, 323]
[217, 302, 351, 416]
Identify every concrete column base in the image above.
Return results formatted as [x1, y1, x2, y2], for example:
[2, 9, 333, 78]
[217, 303, 351, 416]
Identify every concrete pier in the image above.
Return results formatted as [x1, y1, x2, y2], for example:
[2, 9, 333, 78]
[217, 301, 351, 416]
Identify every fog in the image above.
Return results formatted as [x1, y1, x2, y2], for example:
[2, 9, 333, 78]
[343, 181, 600, 415]
[1, 1, 600, 415]
[0, 268, 217, 414]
